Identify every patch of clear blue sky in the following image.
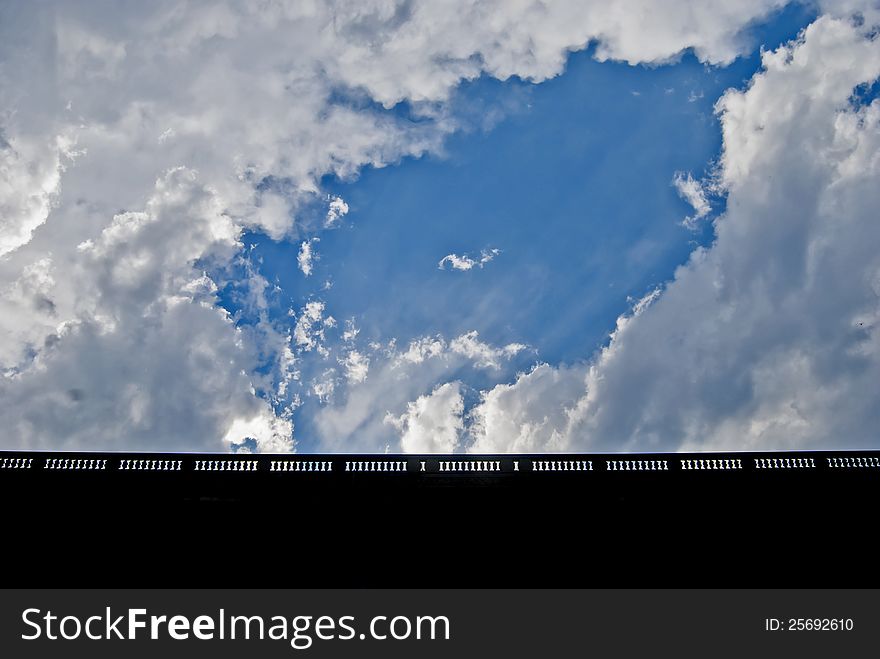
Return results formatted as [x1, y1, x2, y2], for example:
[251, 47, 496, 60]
[219, 2, 817, 397]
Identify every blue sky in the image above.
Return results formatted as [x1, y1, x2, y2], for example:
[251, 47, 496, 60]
[3, 1, 879, 453]
[223, 3, 819, 450]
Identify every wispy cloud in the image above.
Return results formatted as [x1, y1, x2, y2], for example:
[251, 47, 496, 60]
[673, 171, 711, 228]
[297, 238, 319, 276]
[438, 248, 501, 271]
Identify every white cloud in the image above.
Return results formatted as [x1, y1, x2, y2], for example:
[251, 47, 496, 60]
[0, 133, 79, 257]
[673, 171, 711, 228]
[394, 331, 525, 370]
[312, 370, 338, 404]
[468, 363, 589, 453]
[342, 319, 360, 343]
[297, 238, 319, 276]
[325, 196, 350, 227]
[438, 253, 477, 271]
[398, 336, 448, 365]
[449, 330, 527, 369]
[438, 248, 501, 271]
[293, 301, 330, 352]
[222, 410, 294, 454]
[385, 382, 464, 453]
[313, 330, 525, 452]
[322, 0, 793, 105]
[0, 168, 293, 451]
[339, 350, 370, 384]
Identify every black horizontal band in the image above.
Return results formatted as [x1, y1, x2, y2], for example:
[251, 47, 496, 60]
[2, 450, 878, 476]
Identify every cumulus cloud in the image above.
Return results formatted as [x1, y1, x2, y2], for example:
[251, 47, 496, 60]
[0, 0, 820, 451]
[312, 330, 525, 452]
[0, 133, 79, 258]
[385, 382, 464, 453]
[468, 363, 590, 453]
[438, 248, 501, 271]
[0, 168, 292, 451]
[464, 10, 880, 453]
